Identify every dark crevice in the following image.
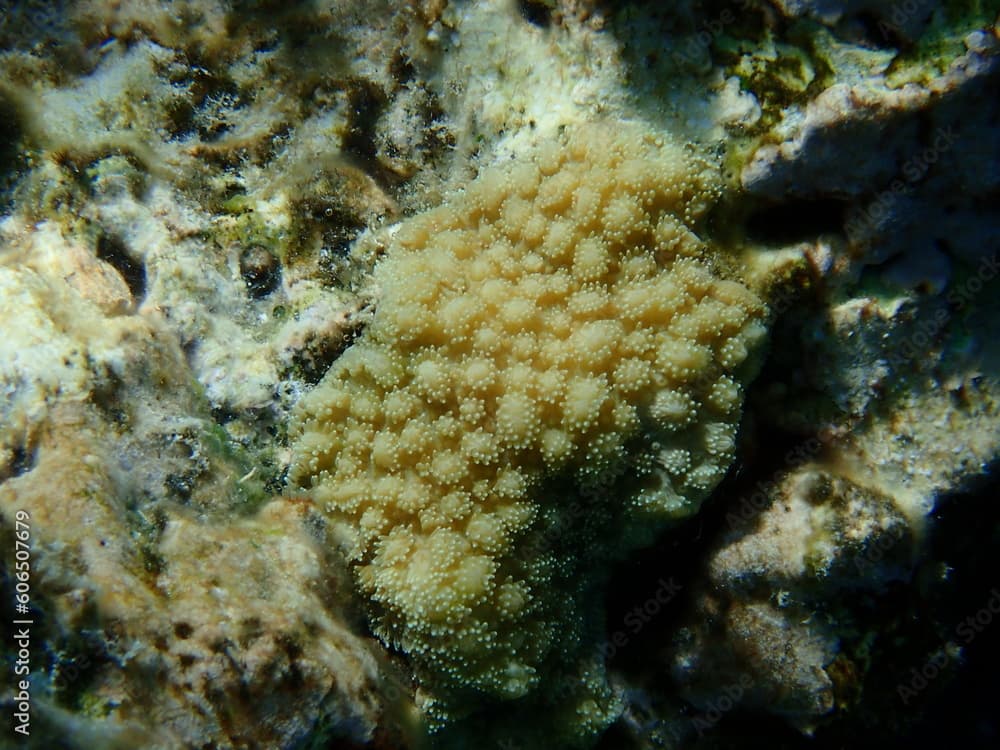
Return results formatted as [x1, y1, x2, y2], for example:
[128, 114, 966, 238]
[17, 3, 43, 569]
[854, 11, 909, 50]
[211, 405, 239, 425]
[290, 314, 368, 386]
[90, 366, 130, 427]
[601, 427, 810, 677]
[239, 245, 282, 299]
[389, 50, 417, 84]
[0, 441, 37, 483]
[417, 90, 456, 166]
[0, 93, 26, 215]
[745, 198, 849, 245]
[96, 233, 146, 302]
[518, 0, 553, 28]
[341, 78, 388, 166]
[164, 97, 197, 141]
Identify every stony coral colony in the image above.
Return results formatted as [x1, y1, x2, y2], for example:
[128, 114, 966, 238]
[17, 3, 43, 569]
[290, 121, 767, 727]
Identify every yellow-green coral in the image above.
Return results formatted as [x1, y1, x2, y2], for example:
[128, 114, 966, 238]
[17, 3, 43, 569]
[291, 121, 767, 739]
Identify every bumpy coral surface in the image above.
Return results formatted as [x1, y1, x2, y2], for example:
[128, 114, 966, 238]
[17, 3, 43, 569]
[291, 121, 767, 734]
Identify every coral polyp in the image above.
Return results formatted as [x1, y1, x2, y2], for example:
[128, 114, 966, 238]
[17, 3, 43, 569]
[291, 121, 767, 740]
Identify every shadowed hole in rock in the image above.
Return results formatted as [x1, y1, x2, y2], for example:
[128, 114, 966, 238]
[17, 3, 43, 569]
[0, 93, 25, 216]
[745, 198, 849, 245]
[239, 244, 282, 299]
[341, 78, 387, 165]
[854, 11, 912, 50]
[290, 314, 368, 386]
[0, 442, 37, 483]
[96, 233, 146, 302]
[518, 0, 552, 27]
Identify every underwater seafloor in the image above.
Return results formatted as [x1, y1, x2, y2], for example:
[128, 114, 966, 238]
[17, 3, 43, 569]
[1, 1, 999, 749]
